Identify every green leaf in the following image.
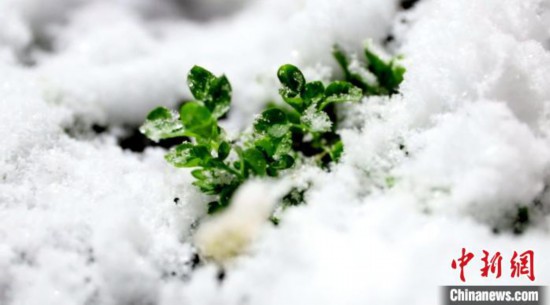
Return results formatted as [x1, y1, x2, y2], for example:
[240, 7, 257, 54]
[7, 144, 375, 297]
[139, 107, 186, 142]
[271, 154, 295, 170]
[277, 64, 306, 94]
[179, 102, 218, 141]
[303, 81, 325, 107]
[329, 140, 344, 162]
[386, 62, 406, 94]
[191, 169, 207, 180]
[333, 44, 374, 94]
[254, 133, 292, 158]
[333, 44, 352, 80]
[147, 107, 171, 120]
[254, 136, 276, 157]
[187, 66, 232, 118]
[217, 141, 231, 160]
[232, 161, 241, 171]
[242, 148, 267, 176]
[191, 168, 239, 200]
[280, 96, 304, 112]
[364, 45, 405, 95]
[205, 75, 231, 118]
[278, 64, 306, 111]
[188, 66, 216, 101]
[364, 46, 388, 79]
[195, 181, 221, 195]
[321, 81, 363, 109]
[254, 108, 290, 138]
[165, 143, 212, 168]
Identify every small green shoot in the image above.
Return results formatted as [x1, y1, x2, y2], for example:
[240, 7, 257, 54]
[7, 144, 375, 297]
[141, 44, 405, 214]
[141, 64, 361, 213]
[333, 42, 405, 96]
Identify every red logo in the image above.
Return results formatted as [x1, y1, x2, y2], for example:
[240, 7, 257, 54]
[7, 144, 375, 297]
[451, 248, 535, 282]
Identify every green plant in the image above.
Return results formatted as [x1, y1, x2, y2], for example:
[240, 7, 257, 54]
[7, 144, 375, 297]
[140, 44, 404, 214]
[140, 64, 362, 213]
[333, 43, 405, 96]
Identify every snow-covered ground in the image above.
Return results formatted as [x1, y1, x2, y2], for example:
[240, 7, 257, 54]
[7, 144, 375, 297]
[1, 0, 550, 304]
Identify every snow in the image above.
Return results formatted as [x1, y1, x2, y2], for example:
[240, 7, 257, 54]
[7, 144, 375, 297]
[397, 101, 549, 227]
[301, 106, 332, 133]
[194, 180, 284, 264]
[1, 0, 550, 304]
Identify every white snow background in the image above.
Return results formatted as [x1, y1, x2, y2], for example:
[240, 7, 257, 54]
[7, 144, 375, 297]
[1, 0, 550, 304]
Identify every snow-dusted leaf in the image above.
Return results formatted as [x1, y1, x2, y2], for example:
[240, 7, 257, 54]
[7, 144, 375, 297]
[303, 81, 325, 107]
[254, 133, 292, 158]
[364, 43, 405, 95]
[254, 108, 290, 138]
[321, 81, 362, 109]
[187, 66, 232, 118]
[278, 64, 306, 111]
[165, 143, 212, 168]
[300, 106, 332, 133]
[271, 154, 294, 170]
[139, 106, 185, 142]
[205, 75, 231, 118]
[188, 65, 216, 101]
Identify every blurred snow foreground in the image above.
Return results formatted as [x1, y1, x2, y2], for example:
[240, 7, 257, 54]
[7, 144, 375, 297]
[1, 0, 550, 304]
